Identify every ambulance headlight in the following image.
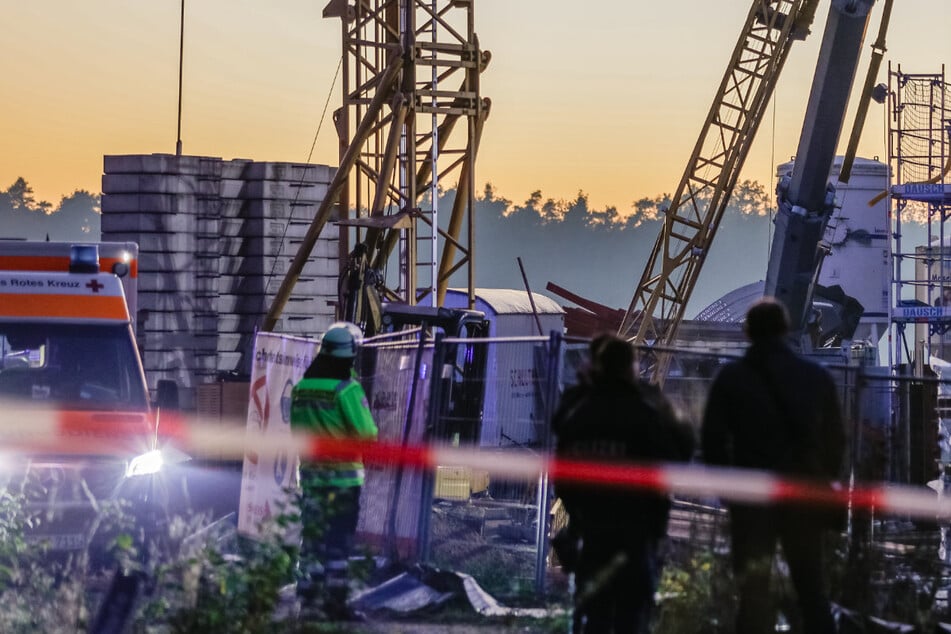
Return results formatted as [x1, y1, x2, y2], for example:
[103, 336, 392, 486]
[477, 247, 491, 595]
[126, 449, 164, 478]
[124, 446, 190, 478]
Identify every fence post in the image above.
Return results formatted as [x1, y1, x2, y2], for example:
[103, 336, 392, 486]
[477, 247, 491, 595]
[385, 328, 428, 561]
[534, 330, 563, 594]
[417, 332, 447, 563]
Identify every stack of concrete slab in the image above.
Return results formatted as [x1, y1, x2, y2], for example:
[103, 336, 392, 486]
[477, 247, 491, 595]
[101, 155, 219, 405]
[101, 153, 339, 409]
[215, 160, 338, 377]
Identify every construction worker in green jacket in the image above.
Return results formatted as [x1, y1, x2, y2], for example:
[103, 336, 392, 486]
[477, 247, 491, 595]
[291, 323, 378, 617]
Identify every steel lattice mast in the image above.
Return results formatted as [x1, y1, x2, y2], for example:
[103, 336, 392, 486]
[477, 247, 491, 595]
[264, 0, 489, 331]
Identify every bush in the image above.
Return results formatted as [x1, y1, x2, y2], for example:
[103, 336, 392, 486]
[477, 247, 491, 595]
[136, 521, 297, 633]
[0, 488, 90, 632]
[653, 550, 729, 634]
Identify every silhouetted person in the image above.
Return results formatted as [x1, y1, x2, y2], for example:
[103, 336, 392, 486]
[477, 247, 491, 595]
[553, 333, 694, 634]
[702, 297, 845, 634]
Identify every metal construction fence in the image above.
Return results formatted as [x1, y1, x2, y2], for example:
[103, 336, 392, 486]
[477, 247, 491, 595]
[349, 331, 951, 608]
[12, 328, 951, 630]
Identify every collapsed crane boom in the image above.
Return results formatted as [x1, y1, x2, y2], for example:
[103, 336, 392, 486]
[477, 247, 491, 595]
[618, 0, 821, 381]
[765, 0, 876, 347]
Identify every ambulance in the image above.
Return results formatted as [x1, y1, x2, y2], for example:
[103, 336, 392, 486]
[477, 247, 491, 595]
[0, 242, 175, 556]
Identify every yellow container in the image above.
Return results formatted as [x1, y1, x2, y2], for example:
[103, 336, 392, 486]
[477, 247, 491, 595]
[434, 466, 471, 500]
[469, 469, 490, 495]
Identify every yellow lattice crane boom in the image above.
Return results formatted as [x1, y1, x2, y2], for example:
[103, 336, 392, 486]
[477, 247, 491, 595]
[618, 0, 821, 379]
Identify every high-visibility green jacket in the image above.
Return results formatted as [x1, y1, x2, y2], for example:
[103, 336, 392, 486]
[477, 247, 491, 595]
[291, 377, 378, 487]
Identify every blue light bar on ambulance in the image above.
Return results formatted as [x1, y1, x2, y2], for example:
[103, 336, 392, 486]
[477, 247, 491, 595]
[69, 244, 100, 274]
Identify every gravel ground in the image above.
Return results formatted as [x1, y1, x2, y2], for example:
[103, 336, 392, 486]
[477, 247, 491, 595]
[298, 618, 567, 633]
[360, 622, 560, 633]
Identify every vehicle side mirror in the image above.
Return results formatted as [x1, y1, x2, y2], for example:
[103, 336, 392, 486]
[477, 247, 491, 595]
[155, 379, 180, 410]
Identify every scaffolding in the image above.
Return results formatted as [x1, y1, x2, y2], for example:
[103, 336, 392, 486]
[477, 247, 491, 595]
[888, 64, 951, 365]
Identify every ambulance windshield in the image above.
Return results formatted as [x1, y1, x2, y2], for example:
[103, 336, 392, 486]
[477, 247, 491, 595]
[0, 323, 149, 411]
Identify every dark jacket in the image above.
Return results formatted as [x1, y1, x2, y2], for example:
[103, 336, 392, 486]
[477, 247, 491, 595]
[553, 377, 694, 540]
[701, 338, 845, 480]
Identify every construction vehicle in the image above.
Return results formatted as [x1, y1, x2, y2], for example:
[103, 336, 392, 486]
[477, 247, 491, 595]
[619, 0, 887, 379]
[370, 302, 490, 446]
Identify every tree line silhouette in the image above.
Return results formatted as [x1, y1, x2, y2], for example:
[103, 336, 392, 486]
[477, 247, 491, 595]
[0, 178, 100, 241]
[453, 179, 776, 315]
[7, 175, 913, 318]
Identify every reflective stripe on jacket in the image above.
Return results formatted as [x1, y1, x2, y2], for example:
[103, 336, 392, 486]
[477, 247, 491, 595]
[291, 377, 378, 487]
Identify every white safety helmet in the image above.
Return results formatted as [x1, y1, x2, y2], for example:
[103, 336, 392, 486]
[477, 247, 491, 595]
[319, 321, 363, 359]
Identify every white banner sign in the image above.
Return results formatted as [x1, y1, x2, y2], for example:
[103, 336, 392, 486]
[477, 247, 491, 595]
[237, 332, 318, 539]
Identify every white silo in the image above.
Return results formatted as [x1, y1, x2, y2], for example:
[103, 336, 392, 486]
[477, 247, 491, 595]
[777, 156, 891, 345]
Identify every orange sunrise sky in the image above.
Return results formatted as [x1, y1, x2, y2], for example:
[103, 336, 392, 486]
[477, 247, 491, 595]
[1, 1, 949, 211]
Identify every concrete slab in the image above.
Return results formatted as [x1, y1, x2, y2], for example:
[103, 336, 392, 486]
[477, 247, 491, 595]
[101, 212, 198, 233]
[100, 232, 198, 253]
[220, 159, 253, 180]
[217, 254, 338, 277]
[239, 162, 334, 183]
[101, 193, 200, 214]
[216, 235, 337, 258]
[219, 197, 320, 220]
[209, 312, 328, 335]
[216, 351, 246, 373]
[218, 218, 311, 239]
[102, 174, 213, 196]
[213, 313, 265, 334]
[274, 313, 333, 335]
[215, 274, 337, 297]
[138, 250, 205, 270]
[216, 293, 323, 315]
[138, 290, 216, 313]
[103, 154, 220, 176]
[138, 310, 210, 333]
[238, 180, 328, 202]
[141, 330, 217, 348]
[216, 332, 258, 352]
[136, 272, 203, 293]
[142, 350, 218, 378]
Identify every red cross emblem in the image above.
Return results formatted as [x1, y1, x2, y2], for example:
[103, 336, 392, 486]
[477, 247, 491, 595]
[86, 279, 104, 293]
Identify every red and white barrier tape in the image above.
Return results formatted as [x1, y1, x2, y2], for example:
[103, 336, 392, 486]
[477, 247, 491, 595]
[0, 403, 948, 521]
